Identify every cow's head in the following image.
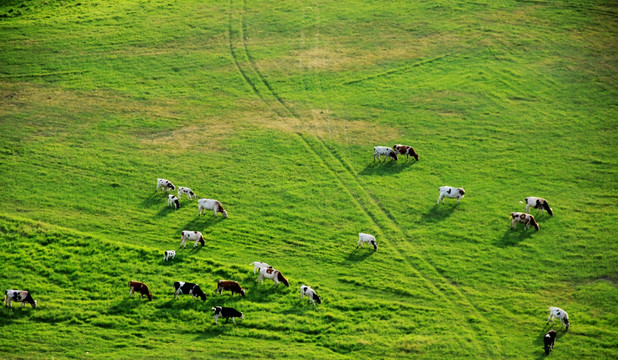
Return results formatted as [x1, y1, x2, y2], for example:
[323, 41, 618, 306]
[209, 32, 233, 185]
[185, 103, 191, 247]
[277, 272, 290, 287]
[458, 188, 465, 196]
[23, 292, 37, 309]
[371, 240, 378, 251]
[239, 288, 246, 297]
[195, 287, 207, 301]
[412, 152, 419, 161]
[167, 182, 175, 190]
[389, 150, 398, 161]
[212, 306, 221, 315]
[314, 293, 322, 304]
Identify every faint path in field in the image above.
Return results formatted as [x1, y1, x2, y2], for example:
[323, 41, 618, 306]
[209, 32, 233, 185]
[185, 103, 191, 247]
[228, 0, 499, 355]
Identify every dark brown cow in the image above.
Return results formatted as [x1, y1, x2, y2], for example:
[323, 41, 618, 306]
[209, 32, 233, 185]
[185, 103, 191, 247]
[129, 281, 153, 301]
[215, 280, 246, 297]
[393, 144, 419, 161]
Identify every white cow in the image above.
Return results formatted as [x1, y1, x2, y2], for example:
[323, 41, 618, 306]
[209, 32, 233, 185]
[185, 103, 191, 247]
[156, 178, 176, 193]
[168, 195, 180, 209]
[198, 198, 228, 218]
[250, 261, 271, 274]
[547, 307, 570, 331]
[180, 231, 204, 249]
[300, 285, 321, 305]
[437, 186, 465, 204]
[357, 233, 378, 251]
[164, 250, 176, 261]
[374, 146, 398, 161]
[178, 186, 197, 200]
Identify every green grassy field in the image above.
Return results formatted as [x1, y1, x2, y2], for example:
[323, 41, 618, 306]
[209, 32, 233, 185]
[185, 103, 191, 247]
[1, 0, 616, 358]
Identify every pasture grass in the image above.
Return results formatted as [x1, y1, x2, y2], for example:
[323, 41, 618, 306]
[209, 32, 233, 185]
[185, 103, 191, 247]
[0, 0, 616, 358]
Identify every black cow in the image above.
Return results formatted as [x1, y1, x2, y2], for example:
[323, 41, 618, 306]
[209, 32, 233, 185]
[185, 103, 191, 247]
[173, 281, 206, 301]
[212, 306, 244, 324]
[544, 329, 556, 355]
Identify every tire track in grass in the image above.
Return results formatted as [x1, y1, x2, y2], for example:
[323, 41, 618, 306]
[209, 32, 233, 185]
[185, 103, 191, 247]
[229, 0, 496, 355]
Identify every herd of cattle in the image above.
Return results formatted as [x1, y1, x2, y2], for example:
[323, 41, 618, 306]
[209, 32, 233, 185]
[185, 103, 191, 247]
[4, 144, 569, 354]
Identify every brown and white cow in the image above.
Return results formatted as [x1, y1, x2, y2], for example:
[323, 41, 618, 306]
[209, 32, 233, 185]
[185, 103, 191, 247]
[198, 198, 228, 218]
[510, 212, 539, 231]
[393, 144, 419, 161]
[256, 267, 289, 287]
[215, 280, 246, 297]
[4, 290, 37, 309]
[129, 281, 153, 301]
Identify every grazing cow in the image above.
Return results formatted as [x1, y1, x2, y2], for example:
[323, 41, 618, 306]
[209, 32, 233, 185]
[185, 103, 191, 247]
[128, 281, 153, 301]
[374, 146, 398, 161]
[437, 186, 466, 205]
[522, 197, 553, 217]
[250, 261, 271, 274]
[511, 212, 540, 231]
[168, 195, 180, 209]
[300, 285, 321, 305]
[357, 233, 378, 251]
[173, 281, 206, 301]
[393, 144, 419, 161]
[164, 250, 176, 261]
[212, 306, 243, 325]
[4, 290, 37, 309]
[180, 230, 205, 249]
[256, 267, 289, 287]
[215, 280, 246, 297]
[157, 178, 176, 193]
[543, 329, 557, 355]
[178, 186, 197, 200]
[198, 198, 228, 218]
[547, 307, 570, 331]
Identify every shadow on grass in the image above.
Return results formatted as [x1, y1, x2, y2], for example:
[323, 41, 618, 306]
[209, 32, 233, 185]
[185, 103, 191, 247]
[107, 297, 146, 315]
[533, 325, 568, 359]
[341, 248, 375, 264]
[141, 192, 166, 209]
[155, 206, 176, 218]
[0, 306, 34, 325]
[358, 159, 417, 176]
[420, 204, 457, 223]
[196, 322, 240, 339]
[182, 215, 224, 231]
[495, 228, 535, 247]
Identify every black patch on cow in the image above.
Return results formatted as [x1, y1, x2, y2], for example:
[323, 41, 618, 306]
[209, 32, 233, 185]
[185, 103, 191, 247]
[174, 199, 180, 209]
[447, 189, 451, 194]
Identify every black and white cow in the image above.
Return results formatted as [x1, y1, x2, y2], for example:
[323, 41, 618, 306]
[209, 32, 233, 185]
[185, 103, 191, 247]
[300, 285, 321, 305]
[173, 281, 206, 301]
[168, 195, 180, 209]
[393, 144, 419, 161]
[543, 329, 557, 355]
[511, 212, 540, 231]
[178, 186, 197, 200]
[212, 306, 244, 325]
[164, 250, 176, 261]
[4, 290, 37, 309]
[374, 146, 398, 161]
[157, 178, 176, 193]
[437, 186, 466, 205]
[547, 307, 570, 331]
[523, 197, 553, 217]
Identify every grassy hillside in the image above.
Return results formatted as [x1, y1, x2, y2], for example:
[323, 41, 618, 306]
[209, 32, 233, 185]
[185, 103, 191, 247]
[1, 0, 616, 358]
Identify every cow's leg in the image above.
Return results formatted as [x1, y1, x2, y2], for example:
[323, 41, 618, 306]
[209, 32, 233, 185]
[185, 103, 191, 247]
[130, 287, 135, 297]
[225, 317, 229, 323]
[214, 315, 219, 324]
[511, 219, 517, 230]
[546, 313, 553, 324]
[437, 194, 444, 205]
[457, 196, 461, 204]
[232, 317, 236, 324]
[525, 204, 531, 213]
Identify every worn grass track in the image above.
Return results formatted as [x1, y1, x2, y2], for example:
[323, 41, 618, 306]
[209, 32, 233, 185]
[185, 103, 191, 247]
[1, 0, 617, 358]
